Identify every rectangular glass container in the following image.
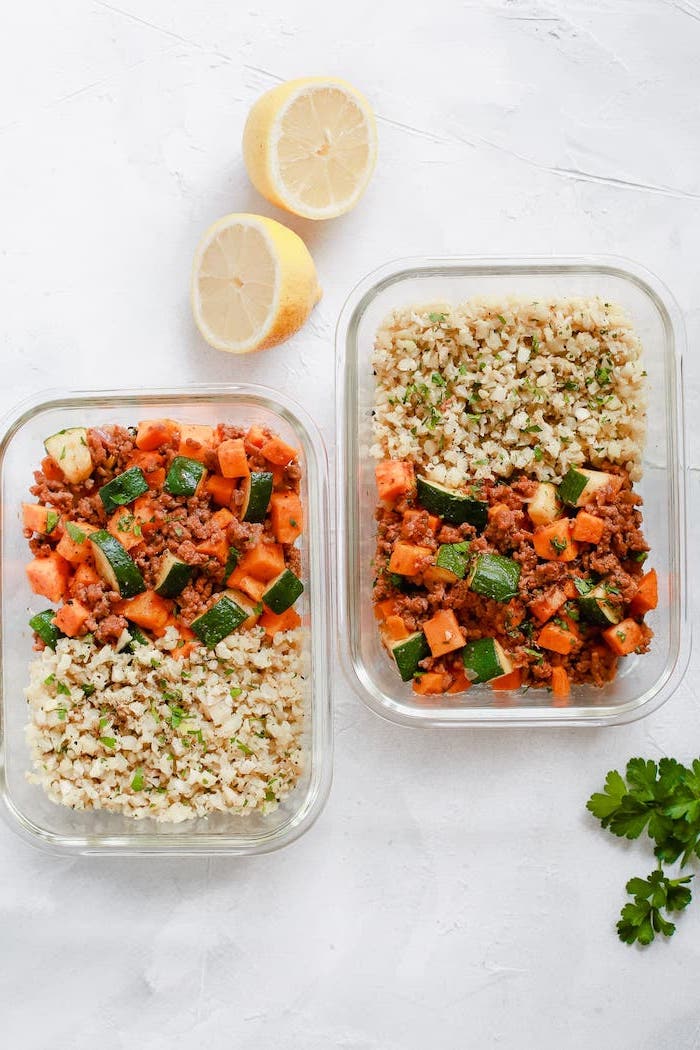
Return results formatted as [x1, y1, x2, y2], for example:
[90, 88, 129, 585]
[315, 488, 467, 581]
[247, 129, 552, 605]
[0, 384, 332, 853]
[337, 256, 688, 727]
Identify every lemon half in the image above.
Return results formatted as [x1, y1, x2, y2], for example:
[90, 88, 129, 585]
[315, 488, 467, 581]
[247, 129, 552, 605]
[191, 213, 321, 354]
[243, 76, 377, 220]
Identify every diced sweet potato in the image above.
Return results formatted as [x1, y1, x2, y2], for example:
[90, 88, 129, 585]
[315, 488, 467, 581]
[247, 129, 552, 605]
[551, 666, 571, 699]
[603, 618, 644, 656]
[205, 474, 236, 507]
[533, 520, 579, 563]
[375, 460, 415, 502]
[538, 617, 581, 655]
[260, 436, 298, 467]
[388, 542, 433, 577]
[132, 495, 160, 537]
[56, 522, 98, 565]
[41, 455, 64, 482]
[244, 426, 267, 451]
[135, 419, 180, 451]
[384, 615, 409, 641]
[236, 543, 285, 582]
[116, 591, 171, 633]
[25, 552, 71, 603]
[226, 568, 266, 602]
[196, 535, 230, 563]
[178, 424, 214, 463]
[108, 509, 144, 551]
[447, 670, 472, 694]
[572, 510, 605, 544]
[530, 586, 567, 624]
[412, 672, 448, 695]
[629, 569, 658, 616]
[402, 509, 440, 534]
[259, 606, 301, 638]
[217, 439, 250, 479]
[270, 493, 303, 544]
[490, 668, 523, 691]
[422, 609, 465, 658]
[69, 562, 101, 597]
[374, 598, 397, 621]
[127, 450, 166, 490]
[22, 503, 56, 534]
[54, 600, 90, 637]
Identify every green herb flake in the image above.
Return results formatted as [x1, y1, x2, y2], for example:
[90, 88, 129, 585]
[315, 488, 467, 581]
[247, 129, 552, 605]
[431, 372, 446, 387]
[44, 673, 56, 686]
[533, 447, 544, 462]
[634, 551, 649, 563]
[65, 522, 86, 544]
[81, 683, 96, 696]
[428, 311, 447, 324]
[522, 424, 542, 434]
[497, 314, 506, 325]
[57, 707, 67, 721]
[99, 736, 116, 749]
[531, 335, 540, 351]
[131, 768, 145, 791]
[458, 363, 468, 376]
[234, 737, 254, 756]
[56, 680, 71, 696]
[45, 510, 59, 534]
[230, 687, 242, 699]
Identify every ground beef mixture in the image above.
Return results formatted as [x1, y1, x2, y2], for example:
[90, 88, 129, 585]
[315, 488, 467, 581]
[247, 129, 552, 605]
[373, 464, 655, 694]
[25, 422, 302, 647]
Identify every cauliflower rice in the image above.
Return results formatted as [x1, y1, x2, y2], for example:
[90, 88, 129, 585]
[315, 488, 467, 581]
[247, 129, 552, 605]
[25, 625, 305, 823]
[370, 297, 647, 484]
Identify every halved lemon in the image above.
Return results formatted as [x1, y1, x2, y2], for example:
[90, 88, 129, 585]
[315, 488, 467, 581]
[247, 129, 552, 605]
[242, 76, 377, 220]
[191, 213, 321, 354]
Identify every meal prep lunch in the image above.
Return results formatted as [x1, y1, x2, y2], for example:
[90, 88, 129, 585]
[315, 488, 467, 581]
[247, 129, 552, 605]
[22, 419, 306, 821]
[371, 297, 658, 700]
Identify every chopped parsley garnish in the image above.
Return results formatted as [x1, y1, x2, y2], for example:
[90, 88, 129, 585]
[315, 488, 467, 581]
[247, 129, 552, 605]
[131, 768, 145, 791]
[533, 447, 544, 462]
[264, 788, 277, 803]
[56, 680, 71, 696]
[44, 673, 56, 686]
[564, 379, 579, 391]
[57, 707, 67, 721]
[634, 551, 649, 563]
[230, 687, 242, 699]
[523, 647, 544, 664]
[522, 424, 542, 434]
[595, 365, 612, 385]
[428, 312, 447, 323]
[168, 705, 188, 728]
[66, 522, 86, 544]
[81, 683, 96, 696]
[426, 406, 442, 430]
[458, 363, 468, 376]
[99, 736, 116, 749]
[531, 335, 540, 351]
[497, 314, 506, 325]
[45, 510, 59, 534]
[431, 372, 446, 387]
[99, 716, 109, 729]
[550, 536, 568, 555]
[234, 738, 254, 756]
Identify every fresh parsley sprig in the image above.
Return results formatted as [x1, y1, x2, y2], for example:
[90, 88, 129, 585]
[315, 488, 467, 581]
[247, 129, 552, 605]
[587, 757, 700, 946]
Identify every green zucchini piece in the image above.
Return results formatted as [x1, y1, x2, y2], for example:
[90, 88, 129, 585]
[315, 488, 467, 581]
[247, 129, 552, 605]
[462, 638, 513, 683]
[467, 553, 521, 602]
[416, 477, 488, 529]
[390, 631, 430, 682]
[44, 427, 93, 484]
[125, 622, 150, 650]
[89, 530, 145, 598]
[527, 482, 561, 525]
[578, 582, 623, 627]
[435, 541, 471, 580]
[262, 569, 304, 614]
[558, 467, 616, 508]
[164, 456, 207, 497]
[191, 594, 249, 647]
[99, 467, 149, 514]
[241, 471, 274, 523]
[29, 609, 64, 649]
[225, 589, 262, 630]
[223, 546, 240, 580]
[154, 551, 193, 598]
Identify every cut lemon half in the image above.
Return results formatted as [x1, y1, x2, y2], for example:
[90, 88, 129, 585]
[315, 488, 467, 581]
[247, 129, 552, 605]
[191, 213, 321, 354]
[243, 76, 377, 220]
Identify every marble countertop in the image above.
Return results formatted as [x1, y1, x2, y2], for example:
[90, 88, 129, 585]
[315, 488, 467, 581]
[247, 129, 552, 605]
[1, 1, 699, 1047]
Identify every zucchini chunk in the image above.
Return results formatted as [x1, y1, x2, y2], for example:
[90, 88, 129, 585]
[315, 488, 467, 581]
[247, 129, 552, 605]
[154, 551, 193, 599]
[44, 428, 93, 484]
[125, 621, 150, 650]
[262, 569, 304, 614]
[578, 581, 623, 627]
[435, 541, 471, 581]
[467, 553, 521, 602]
[390, 631, 430, 682]
[225, 589, 262, 631]
[241, 471, 274, 523]
[416, 477, 488, 529]
[526, 482, 561, 526]
[558, 467, 618, 508]
[223, 546, 240, 580]
[191, 594, 250, 647]
[164, 456, 207, 497]
[89, 530, 146, 598]
[99, 467, 150, 514]
[462, 637, 513, 683]
[29, 609, 64, 650]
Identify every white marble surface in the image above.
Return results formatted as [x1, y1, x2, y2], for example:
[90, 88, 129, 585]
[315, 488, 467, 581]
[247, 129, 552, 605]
[1, 1, 700, 1047]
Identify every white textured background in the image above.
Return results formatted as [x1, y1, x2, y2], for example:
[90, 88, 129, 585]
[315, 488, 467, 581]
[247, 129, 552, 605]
[1, 2, 699, 1047]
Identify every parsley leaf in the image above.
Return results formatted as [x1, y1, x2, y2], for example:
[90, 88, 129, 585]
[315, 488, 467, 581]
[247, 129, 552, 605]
[56, 680, 71, 696]
[46, 510, 59, 534]
[99, 736, 116, 749]
[131, 768, 145, 791]
[617, 870, 693, 946]
[428, 311, 447, 324]
[66, 522, 86, 544]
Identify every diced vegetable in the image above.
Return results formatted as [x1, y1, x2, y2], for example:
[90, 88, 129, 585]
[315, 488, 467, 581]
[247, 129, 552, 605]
[629, 569, 658, 616]
[435, 541, 471, 580]
[447, 669, 472, 694]
[384, 614, 410, 642]
[244, 425, 266, 450]
[41, 455, 65, 483]
[44, 428, 93, 484]
[467, 553, 521, 602]
[115, 590, 171, 633]
[132, 495, 160, 537]
[154, 552, 193, 598]
[22, 504, 59, 534]
[375, 460, 415, 502]
[416, 477, 488, 529]
[462, 638, 513, 683]
[558, 467, 622, 507]
[403, 508, 441, 535]
[205, 474, 236, 507]
[578, 582, 623, 627]
[269, 493, 303, 543]
[261, 569, 304, 614]
[530, 585, 567, 624]
[374, 598, 397, 621]
[532, 520, 579, 563]
[603, 618, 644, 656]
[89, 530, 145, 598]
[526, 482, 561, 526]
[69, 562, 101, 597]
[196, 534, 230, 563]
[412, 672, 448, 695]
[260, 436, 298, 467]
[98, 467, 150, 514]
[217, 439, 250, 479]
[572, 510, 605, 544]
[241, 471, 274, 523]
[54, 600, 90, 637]
[390, 631, 430, 681]
[490, 667, 523, 691]
[164, 456, 207, 497]
[388, 542, 432, 577]
[225, 589, 262, 630]
[25, 552, 71, 603]
[108, 509, 143, 551]
[423, 609, 465, 657]
[178, 424, 214, 462]
[29, 609, 64, 649]
[259, 606, 302, 638]
[125, 622, 149, 648]
[190, 594, 250, 647]
[226, 569, 267, 603]
[56, 521, 97, 565]
[235, 543, 285, 582]
[135, 419, 179, 451]
[551, 666, 571, 699]
[537, 617, 581, 655]
[223, 546, 240, 579]
[126, 450, 166, 490]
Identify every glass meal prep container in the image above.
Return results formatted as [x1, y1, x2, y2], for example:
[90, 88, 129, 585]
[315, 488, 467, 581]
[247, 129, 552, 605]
[0, 384, 332, 854]
[337, 256, 688, 728]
